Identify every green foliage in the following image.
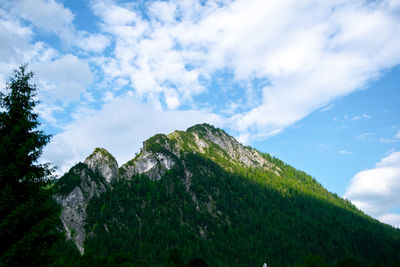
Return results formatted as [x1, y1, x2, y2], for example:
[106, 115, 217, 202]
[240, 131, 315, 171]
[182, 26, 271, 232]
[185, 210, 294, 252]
[55, 123, 400, 266]
[186, 258, 208, 267]
[336, 257, 363, 267]
[144, 134, 176, 154]
[166, 248, 185, 267]
[55, 162, 106, 197]
[51, 251, 145, 267]
[0, 64, 52, 209]
[296, 255, 328, 267]
[0, 64, 62, 266]
[56, 163, 87, 196]
[80, 151, 400, 266]
[86, 148, 117, 164]
[187, 123, 222, 137]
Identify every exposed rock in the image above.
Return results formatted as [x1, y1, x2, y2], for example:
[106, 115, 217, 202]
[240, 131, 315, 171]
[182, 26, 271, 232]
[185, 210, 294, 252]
[56, 187, 86, 254]
[185, 124, 280, 174]
[200, 125, 266, 167]
[120, 150, 176, 180]
[55, 123, 280, 254]
[192, 132, 209, 153]
[120, 124, 280, 180]
[55, 164, 108, 254]
[84, 148, 118, 183]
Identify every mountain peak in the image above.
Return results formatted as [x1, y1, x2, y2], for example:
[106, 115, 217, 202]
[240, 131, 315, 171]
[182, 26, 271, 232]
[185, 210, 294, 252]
[54, 124, 400, 265]
[187, 123, 221, 134]
[84, 147, 118, 183]
[169, 123, 278, 172]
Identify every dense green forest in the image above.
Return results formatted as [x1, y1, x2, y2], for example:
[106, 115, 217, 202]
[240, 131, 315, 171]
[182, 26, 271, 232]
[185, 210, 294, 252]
[84, 155, 400, 266]
[53, 124, 400, 266]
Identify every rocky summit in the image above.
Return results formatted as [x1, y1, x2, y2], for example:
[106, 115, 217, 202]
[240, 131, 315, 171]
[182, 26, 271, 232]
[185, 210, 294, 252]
[55, 123, 275, 254]
[54, 123, 400, 266]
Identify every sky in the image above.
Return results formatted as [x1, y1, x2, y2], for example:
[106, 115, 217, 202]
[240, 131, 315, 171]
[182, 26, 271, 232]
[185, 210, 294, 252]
[0, 0, 399, 227]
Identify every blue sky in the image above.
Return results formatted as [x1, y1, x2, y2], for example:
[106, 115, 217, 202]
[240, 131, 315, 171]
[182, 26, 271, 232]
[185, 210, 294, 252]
[1, 0, 400, 227]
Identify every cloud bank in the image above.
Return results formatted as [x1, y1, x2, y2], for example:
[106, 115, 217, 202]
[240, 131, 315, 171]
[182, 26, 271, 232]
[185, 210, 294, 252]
[2, 0, 400, 138]
[345, 151, 400, 228]
[91, 0, 400, 138]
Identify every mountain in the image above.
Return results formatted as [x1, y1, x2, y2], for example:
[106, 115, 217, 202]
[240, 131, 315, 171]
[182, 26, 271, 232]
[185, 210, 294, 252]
[54, 123, 400, 266]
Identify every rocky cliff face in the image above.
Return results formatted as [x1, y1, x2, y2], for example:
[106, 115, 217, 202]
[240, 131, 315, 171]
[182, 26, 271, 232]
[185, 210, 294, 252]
[167, 124, 280, 174]
[186, 124, 277, 171]
[54, 149, 115, 254]
[120, 150, 176, 181]
[54, 124, 279, 253]
[84, 148, 118, 183]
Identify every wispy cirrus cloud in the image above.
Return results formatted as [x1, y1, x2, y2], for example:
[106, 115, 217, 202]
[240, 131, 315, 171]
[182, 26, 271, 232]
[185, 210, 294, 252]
[379, 129, 400, 143]
[395, 130, 400, 139]
[351, 113, 371, 121]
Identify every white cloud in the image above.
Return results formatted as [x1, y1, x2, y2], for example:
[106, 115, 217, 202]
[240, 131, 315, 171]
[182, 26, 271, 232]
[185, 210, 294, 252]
[344, 152, 400, 226]
[320, 104, 334, 112]
[14, 0, 74, 33]
[42, 95, 222, 175]
[395, 130, 400, 139]
[379, 138, 400, 143]
[0, 11, 31, 85]
[36, 104, 64, 125]
[34, 54, 93, 105]
[89, 0, 400, 139]
[0, 8, 62, 92]
[149, 1, 177, 24]
[379, 130, 400, 143]
[91, 0, 137, 26]
[378, 213, 400, 228]
[357, 132, 374, 142]
[0, 10, 32, 60]
[12, 0, 110, 53]
[339, 150, 352, 155]
[351, 113, 371, 121]
[75, 33, 111, 53]
[102, 91, 115, 102]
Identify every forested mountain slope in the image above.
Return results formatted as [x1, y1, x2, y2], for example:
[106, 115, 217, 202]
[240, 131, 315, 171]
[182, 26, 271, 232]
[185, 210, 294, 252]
[54, 124, 400, 266]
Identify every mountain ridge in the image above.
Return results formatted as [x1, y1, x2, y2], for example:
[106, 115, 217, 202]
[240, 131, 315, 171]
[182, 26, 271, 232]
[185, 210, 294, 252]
[54, 123, 400, 266]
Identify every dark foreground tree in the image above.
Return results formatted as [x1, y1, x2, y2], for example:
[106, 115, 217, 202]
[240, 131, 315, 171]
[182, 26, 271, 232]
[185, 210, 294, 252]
[0, 64, 61, 266]
[187, 258, 208, 267]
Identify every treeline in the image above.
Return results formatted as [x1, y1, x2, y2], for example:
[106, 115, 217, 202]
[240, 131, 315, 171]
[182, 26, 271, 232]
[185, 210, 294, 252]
[79, 152, 400, 266]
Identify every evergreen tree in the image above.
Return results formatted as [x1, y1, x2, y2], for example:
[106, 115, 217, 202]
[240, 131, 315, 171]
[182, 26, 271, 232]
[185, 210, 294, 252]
[0, 64, 61, 266]
[166, 248, 185, 267]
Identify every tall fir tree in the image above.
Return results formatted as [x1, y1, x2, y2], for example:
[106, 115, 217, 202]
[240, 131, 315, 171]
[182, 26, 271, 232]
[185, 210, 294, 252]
[0, 65, 61, 266]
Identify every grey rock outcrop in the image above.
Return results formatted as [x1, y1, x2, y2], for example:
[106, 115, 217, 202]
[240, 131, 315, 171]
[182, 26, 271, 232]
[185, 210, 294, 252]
[192, 124, 269, 168]
[55, 124, 279, 254]
[84, 148, 118, 183]
[55, 149, 112, 254]
[120, 150, 176, 181]
[176, 124, 280, 174]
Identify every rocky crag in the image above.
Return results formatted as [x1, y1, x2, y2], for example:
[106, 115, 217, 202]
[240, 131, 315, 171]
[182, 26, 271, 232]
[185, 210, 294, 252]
[54, 123, 279, 254]
[54, 124, 400, 266]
